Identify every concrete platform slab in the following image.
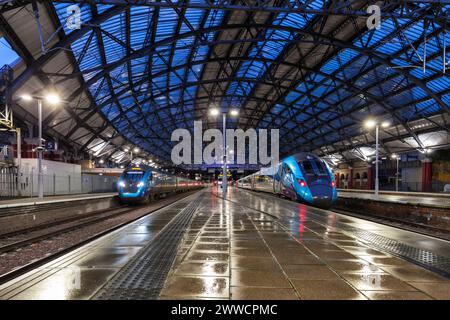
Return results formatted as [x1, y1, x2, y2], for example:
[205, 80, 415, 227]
[1, 187, 450, 300]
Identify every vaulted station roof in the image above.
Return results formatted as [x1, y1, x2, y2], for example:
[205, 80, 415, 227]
[1, 0, 449, 166]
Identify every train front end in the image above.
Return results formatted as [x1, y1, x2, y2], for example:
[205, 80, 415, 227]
[292, 154, 337, 208]
[117, 166, 150, 203]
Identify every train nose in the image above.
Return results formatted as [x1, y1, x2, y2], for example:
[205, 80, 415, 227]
[309, 184, 333, 208]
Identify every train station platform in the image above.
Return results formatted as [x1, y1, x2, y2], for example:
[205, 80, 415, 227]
[0, 193, 117, 209]
[1, 187, 450, 300]
[335, 189, 450, 235]
[337, 189, 450, 208]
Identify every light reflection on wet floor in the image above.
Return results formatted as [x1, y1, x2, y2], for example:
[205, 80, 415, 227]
[161, 187, 450, 300]
[338, 191, 450, 208]
[1, 188, 450, 300]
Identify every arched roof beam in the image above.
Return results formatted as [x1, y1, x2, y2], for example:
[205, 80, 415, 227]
[15, 22, 447, 113]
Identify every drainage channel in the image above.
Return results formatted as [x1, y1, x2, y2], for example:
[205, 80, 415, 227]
[92, 193, 204, 300]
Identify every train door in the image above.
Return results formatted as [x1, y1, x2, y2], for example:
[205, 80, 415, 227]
[282, 164, 296, 199]
[274, 164, 283, 194]
[147, 172, 153, 187]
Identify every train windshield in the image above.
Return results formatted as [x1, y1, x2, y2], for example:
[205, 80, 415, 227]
[123, 171, 144, 183]
[299, 159, 328, 175]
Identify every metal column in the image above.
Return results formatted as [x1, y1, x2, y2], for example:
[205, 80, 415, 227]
[222, 112, 227, 197]
[375, 124, 379, 197]
[37, 99, 43, 198]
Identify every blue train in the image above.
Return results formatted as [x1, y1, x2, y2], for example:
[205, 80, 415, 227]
[117, 164, 202, 203]
[237, 153, 337, 208]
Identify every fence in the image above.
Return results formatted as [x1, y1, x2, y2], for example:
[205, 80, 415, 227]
[339, 179, 449, 193]
[0, 171, 118, 199]
[379, 181, 448, 193]
[0, 145, 14, 163]
[82, 174, 118, 193]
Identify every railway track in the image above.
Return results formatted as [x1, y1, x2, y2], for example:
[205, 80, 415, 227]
[0, 206, 133, 254]
[0, 196, 115, 219]
[0, 190, 200, 284]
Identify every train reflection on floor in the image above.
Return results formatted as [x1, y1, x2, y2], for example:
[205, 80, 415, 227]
[1, 187, 450, 300]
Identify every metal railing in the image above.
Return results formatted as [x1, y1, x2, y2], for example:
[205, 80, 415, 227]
[380, 181, 448, 193]
[0, 172, 118, 199]
[338, 179, 449, 193]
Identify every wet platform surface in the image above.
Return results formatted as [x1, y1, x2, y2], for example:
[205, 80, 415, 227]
[0, 192, 117, 208]
[1, 188, 450, 300]
[338, 190, 450, 208]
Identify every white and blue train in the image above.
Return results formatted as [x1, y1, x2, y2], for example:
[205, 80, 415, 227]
[237, 153, 337, 208]
[117, 164, 202, 204]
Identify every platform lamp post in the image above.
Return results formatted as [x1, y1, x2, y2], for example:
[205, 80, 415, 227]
[20, 93, 60, 198]
[210, 107, 239, 197]
[364, 118, 390, 197]
[123, 147, 139, 164]
[391, 154, 400, 192]
[132, 147, 139, 163]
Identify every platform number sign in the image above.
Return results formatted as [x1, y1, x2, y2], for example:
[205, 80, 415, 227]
[45, 140, 57, 151]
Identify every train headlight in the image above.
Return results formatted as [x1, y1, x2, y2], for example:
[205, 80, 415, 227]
[137, 181, 145, 188]
[297, 179, 307, 187]
[118, 181, 126, 188]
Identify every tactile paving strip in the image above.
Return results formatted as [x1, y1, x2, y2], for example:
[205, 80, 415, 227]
[241, 191, 450, 278]
[92, 194, 203, 300]
[306, 210, 450, 278]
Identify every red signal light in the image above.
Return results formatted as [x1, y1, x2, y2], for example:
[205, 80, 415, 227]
[331, 181, 336, 188]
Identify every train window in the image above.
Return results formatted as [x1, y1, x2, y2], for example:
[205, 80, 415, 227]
[124, 171, 143, 183]
[300, 161, 314, 174]
[300, 159, 327, 175]
[283, 164, 292, 175]
[313, 160, 328, 174]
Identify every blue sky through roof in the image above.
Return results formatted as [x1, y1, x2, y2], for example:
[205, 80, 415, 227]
[50, 2, 449, 158]
[0, 37, 20, 66]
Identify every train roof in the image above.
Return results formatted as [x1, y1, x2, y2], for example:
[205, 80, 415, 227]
[123, 164, 170, 175]
[124, 164, 152, 172]
[285, 152, 322, 162]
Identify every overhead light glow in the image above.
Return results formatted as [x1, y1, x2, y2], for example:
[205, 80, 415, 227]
[230, 109, 239, 116]
[210, 108, 220, 116]
[364, 119, 377, 129]
[21, 94, 33, 101]
[381, 121, 390, 128]
[133, 147, 140, 153]
[46, 93, 60, 104]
